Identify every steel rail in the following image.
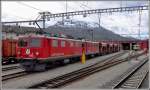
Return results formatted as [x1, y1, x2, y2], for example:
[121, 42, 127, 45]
[114, 60, 148, 89]
[2, 71, 28, 81]
[28, 51, 143, 89]
[2, 66, 20, 71]
[100, 57, 148, 89]
[2, 51, 126, 82]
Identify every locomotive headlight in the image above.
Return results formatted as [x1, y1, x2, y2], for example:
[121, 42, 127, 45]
[35, 51, 39, 56]
[18, 51, 21, 55]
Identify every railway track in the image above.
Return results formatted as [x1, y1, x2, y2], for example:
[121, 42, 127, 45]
[2, 51, 126, 82]
[2, 71, 29, 81]
[2, 65, 20, 71]
[100, 57, 148, 89]
[28, 51, 144, 89]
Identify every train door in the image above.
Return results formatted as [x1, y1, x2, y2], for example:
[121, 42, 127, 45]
[99, 43, 102, 55]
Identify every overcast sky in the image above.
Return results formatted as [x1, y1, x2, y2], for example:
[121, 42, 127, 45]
[2, 1, 149, 39]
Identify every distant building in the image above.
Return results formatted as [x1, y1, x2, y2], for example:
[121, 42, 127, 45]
[2, 25, 40, 39]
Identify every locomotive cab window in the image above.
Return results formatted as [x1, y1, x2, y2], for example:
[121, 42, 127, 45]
[18, 38, 28, 47]
[29, 38, 41, 47]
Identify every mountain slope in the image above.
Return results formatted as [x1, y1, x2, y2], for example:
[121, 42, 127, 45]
[2, 23, 137, 41]
[45, 26, 137, 41]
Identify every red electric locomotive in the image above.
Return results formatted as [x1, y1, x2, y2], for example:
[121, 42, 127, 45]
[139, 39, 149, 50]
[16, 35, 100, 71]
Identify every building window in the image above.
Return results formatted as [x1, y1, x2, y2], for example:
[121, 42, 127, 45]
[52, 40, 58, 47]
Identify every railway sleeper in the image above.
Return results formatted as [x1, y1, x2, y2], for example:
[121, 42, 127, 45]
[120, 85, 136, 88]
[29, 55, 126, 88]
[100, 57, 148, 89]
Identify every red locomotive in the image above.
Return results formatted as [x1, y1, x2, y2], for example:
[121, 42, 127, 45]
[139, 39, 149, 50]
[16, 35, 120, 71]
[2, 39, 18, 64]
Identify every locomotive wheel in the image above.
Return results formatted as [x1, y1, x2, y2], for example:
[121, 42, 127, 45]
[20, 60, 46, 72]
[20, 62, 35, 72]
[54, 60, 65, 66]
[57, 59, 70, 66]
[69, 58, 77, 63]
[34, 63, 46, 71]
[8, 58, 12, 64]
[91, 54, 95, 58]
[63, 59, 70, 64]
[10, 58, 15, 63]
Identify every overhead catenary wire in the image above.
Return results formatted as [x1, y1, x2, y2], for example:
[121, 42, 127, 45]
[79, 2, 103, 28]
[3, 2, 148, 39]
[78, 2, 100, 27]
[15, 2, 44, 23]
[3, 2, 44, 25]
[16, 2, 43, 12]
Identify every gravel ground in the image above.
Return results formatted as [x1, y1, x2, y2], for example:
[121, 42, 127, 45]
[63, 54, 147, 89]
[2, 51, 123, 89]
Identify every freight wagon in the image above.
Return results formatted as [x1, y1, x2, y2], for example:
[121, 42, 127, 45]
[2, 39, 18, 64]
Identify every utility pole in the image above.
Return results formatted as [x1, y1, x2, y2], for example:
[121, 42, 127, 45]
[138, 10, 141, 40]
[62, 16, 64, 25]
[120, 1, 122, 7]
[39, 12, 46, 29]
[42, 12, 46, 29]
[39, 11, 52, 34]
[66, 0, 68, 13]
[62, 0, 68, 26]
[98, 13, 101, 28]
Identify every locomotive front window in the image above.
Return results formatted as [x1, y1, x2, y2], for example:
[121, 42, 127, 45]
[29, 38, 41, 47]
[18, 39, 28, 47]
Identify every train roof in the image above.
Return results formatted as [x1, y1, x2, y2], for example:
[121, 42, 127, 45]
[18, 35, 99, 43]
